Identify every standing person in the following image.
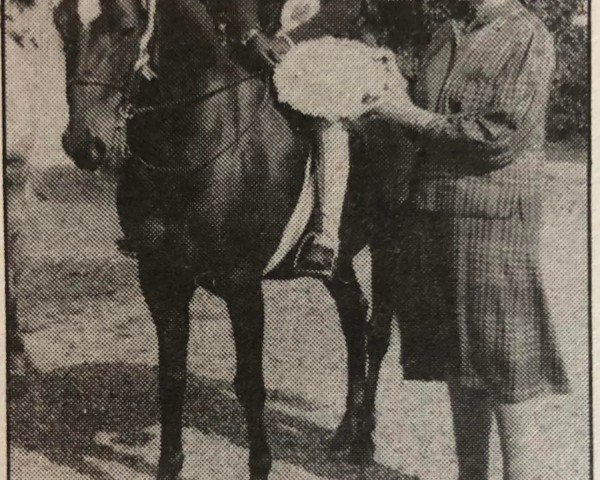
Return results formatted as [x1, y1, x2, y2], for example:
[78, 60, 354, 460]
[5, 0, 41, 384]
[359, 0, 570, 478]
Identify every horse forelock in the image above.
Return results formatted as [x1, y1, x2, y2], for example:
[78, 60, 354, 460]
[73, 0, 148, 30]
[77, 0, 101, 26]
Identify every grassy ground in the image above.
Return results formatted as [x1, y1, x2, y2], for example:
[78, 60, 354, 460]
[9, 151, 589, 480]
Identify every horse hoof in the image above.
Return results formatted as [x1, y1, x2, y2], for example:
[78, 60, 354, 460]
[250, 474, 269, 480]
[157, 451, 184, 480]
[329, 425, 353, 453]
[249, 447, 272, 480]
[347, 438, 375, 466]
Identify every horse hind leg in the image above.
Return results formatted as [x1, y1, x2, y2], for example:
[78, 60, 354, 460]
[224, 271, 272, 480]
[138, 260, 196, 480]
[354, 247, 396, 465]
[323, 257, 369, 458]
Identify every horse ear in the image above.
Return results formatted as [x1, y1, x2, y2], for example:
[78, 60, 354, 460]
[53, 0, 77, 39]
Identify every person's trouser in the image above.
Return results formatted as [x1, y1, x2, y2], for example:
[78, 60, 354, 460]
[314, 120, 350, 253]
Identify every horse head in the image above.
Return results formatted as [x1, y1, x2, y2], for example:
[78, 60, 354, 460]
[54, 0, 147, 171]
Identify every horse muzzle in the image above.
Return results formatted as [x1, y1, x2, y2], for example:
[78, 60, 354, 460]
[62, 123, 129, 172]
[62, 126, 106, 171]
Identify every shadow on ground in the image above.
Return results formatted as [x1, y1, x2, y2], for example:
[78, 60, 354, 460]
[10, 363, 414, 479]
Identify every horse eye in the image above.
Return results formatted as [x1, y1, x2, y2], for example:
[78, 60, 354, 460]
[120, 26, 137, 37]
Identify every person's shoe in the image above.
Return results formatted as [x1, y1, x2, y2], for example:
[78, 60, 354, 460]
[294, 234, 336, 279]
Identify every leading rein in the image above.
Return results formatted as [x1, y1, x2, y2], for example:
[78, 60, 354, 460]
[117, 72, 264, 121]
[120, 71, 269, 174]
[124, 75, 270, 174]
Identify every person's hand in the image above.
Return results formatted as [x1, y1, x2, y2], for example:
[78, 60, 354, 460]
[340, 109, 380, 135]
[247, 32, 292, 66]
[269, 35, 293, 62]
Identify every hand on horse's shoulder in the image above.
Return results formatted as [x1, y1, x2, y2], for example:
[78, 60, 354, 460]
[340, 111, 377, 137]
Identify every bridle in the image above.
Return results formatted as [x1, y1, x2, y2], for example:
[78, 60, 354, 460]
[66, 0, 270, 174]
[123, 75, 270, 174]
[67, 78, 126, 91]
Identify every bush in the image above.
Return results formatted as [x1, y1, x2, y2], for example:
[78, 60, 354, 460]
[522, 0, 589, 139]
[549, 21, 588, 139]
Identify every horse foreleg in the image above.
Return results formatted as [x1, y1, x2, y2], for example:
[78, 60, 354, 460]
[324, 259, 368, 457]
[354, 247, 395, 464]
[139, 261, 196, 480]
[225, 273, 271, 480]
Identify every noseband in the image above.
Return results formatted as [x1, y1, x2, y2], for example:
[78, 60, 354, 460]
[67, 57, 267, 174]
[67, 77, 126, 91]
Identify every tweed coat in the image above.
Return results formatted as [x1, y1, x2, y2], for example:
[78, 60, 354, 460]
[393, 0, 569, 402]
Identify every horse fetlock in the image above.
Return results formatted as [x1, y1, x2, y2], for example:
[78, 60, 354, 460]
[160, 368, 188, 386]
[329, 421, 354, 452]
[356, 405, 376, 434]
[348, 433, 376, 466]
[157, 450, 184, 480]
[249, 441, 272, 480]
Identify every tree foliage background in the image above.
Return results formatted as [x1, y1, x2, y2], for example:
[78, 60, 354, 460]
[377, 0, 589, 140]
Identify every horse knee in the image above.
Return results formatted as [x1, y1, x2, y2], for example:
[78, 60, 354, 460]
[367, 334, 390, 365]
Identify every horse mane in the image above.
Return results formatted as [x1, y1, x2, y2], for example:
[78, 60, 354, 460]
[153, 0, 222, 70]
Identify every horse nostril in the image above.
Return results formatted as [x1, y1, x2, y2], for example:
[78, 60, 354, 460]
[62, 129, 102, 171]
[90, 138, 106, 163]
[62, 131, 74, 157]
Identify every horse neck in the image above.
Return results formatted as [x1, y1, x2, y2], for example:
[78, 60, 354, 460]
[132, 0, 305, 192]
[129, 0, 272, 173]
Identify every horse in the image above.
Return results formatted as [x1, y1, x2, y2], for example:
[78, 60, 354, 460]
[53, 0, 409, 477]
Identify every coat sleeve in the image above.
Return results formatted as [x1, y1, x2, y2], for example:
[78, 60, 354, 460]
[422, 28, 555, 169]
[285, 0, 363, 43]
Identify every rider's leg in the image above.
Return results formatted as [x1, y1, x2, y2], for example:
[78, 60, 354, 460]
[314, 120, 350, 253]
[296, 119, 350, 277]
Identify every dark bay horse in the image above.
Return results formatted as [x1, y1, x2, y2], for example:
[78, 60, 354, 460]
[53, 0, 408, 477]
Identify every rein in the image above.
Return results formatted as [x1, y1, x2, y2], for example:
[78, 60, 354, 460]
[118, 73, 262, 120]
[68, 68, 268, 174]
[129, 76, 271, 174]
[67, 78, 125, 91]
